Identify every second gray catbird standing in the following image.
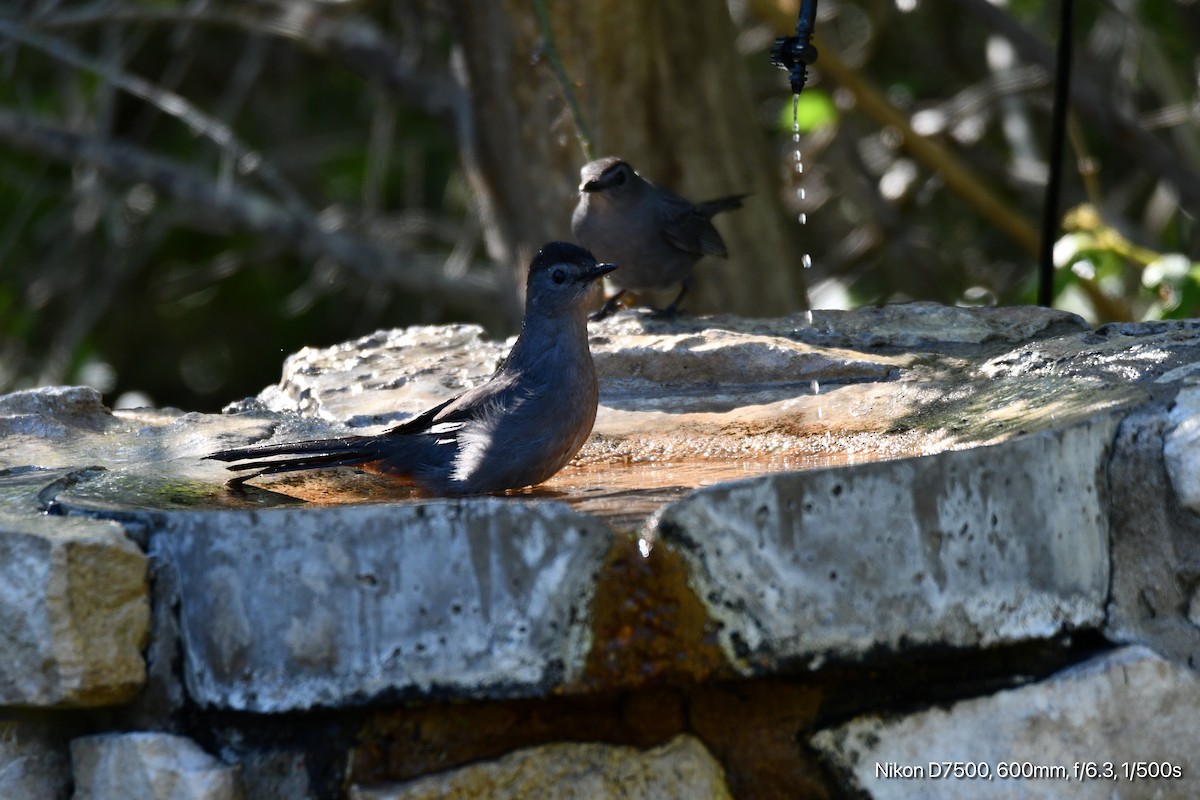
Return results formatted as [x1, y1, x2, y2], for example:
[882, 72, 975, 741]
[571, 156, 747, 319]
[208, 242, 616, 495]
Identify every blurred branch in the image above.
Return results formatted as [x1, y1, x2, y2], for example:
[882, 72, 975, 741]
[748, 0, 1041, 257]
[531, 0, 594, 160]
[952, 0, 1200, 213]
[0, 108, 499, 310]
[29, 2, 467, 126]
[0, 18, 313, 218]
[23, 1, 517, 323]
[811, 29, 1042, 257]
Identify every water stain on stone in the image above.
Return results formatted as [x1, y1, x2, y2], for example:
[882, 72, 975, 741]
[578, 536, 730, 691]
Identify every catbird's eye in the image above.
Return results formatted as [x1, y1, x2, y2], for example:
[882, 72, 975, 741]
[613, 170, 627, 185]
[551, 268, 566, 284]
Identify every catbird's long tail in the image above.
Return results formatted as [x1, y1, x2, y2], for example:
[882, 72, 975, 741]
[696, 193, 750, 219]
[207, 435, 384, 479]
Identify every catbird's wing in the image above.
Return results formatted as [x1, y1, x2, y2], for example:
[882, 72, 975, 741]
[383, 369, 523, 439]
[209, 370, 525, 481]
[658, 192, 746, 258]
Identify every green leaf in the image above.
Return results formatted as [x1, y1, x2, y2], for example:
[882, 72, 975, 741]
[777, 90, 838, 133]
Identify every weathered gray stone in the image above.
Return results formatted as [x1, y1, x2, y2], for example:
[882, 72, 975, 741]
[0, 385, 112, 430]
[0, 716, 71, 800]
[657, 417, 1115, 671]
[719, 302, 1089, 350]
[1164, 383, 1200, 513]
[71, 732, 241, 800]
[242, 324, 508, 427]
[812, 646, 1200, 799]
[982, 319, 1200, 383]
[245, 308, 1092, 430]
[0, 513, 148, 706]
[156, 501, 612, 711]
[221, 316, 921, 458]
[1106, 404, 1200, 665]
[348, 734, 731, 800]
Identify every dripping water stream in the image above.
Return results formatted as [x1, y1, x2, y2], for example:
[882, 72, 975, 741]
[793, 94, 822, 419]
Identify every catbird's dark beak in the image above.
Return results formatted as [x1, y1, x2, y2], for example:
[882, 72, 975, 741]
[580, 178, 601, 193]
[583, 262, 618, 282]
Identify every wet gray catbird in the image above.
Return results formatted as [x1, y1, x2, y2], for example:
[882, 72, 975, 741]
[207, 242, 617, 495]
[571, 156, 747, 319]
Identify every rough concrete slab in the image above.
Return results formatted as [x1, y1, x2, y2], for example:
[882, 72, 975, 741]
[656, 417, 1116, 671]
[71, 732, 241, 800]
[0, 513, 148, 706]
[155, 500, 612, 711]
[811, 646, 1200, 799]
[349, 734, 731, 800]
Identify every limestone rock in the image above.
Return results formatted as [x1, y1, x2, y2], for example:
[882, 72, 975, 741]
[1106, 405, 1200, 665]
[0, 716, 71, 800]
[657, 417, 1114, 671]
[348, 734, 731, 800]
[156, 501, 612, 711]
[70, 732, 241, 800]
[1163, 384, 1200, 513]
[243, 324, 508, 427]
[811, 646, 1200, 799]
[0, 513, 148, 706]
[590, 324, 896, 390]
[0, 385, 111, 432]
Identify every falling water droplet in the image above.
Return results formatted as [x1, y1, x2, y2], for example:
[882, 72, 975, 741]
[637, 536, 653, 558]
[811, 379, 821, 395]
[792, 93, 815, 280]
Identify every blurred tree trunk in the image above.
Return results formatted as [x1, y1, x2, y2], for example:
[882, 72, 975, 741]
[445, 0, 809, 319]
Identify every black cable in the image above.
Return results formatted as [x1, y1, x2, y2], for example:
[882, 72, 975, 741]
[1038, 0, 1074, 307]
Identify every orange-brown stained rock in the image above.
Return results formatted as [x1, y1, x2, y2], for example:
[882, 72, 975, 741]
[576, 535, 731, 691]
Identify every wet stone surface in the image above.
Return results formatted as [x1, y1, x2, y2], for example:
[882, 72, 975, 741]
[1, 304, 1169, 534]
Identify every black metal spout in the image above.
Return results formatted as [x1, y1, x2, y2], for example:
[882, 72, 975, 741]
[770, 0, 819, 95]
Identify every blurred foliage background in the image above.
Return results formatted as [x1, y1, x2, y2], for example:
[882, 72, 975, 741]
[1, 0, 1198, 412]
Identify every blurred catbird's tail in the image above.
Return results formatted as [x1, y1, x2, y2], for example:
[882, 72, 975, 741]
[207, 435, 385, 478]
[695, 194, 749, 219]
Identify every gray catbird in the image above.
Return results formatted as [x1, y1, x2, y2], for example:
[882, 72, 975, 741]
[571, 156, 747, 319]
[207, 242, 617, 495]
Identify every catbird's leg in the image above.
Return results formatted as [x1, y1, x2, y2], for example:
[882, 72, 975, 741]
[649, 279, 690, 319]
[589, 289, 626, 321]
